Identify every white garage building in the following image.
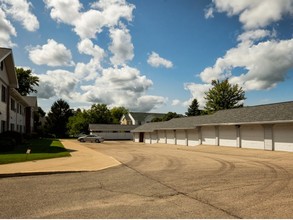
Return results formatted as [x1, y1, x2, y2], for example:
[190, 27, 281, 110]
[132, 101, 293, 152]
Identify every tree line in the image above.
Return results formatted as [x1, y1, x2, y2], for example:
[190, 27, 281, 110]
[16, 67, 245, 138]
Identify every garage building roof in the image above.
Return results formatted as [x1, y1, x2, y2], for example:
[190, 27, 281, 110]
[132, 101, 293, 132]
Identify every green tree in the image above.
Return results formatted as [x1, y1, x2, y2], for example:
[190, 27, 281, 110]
[16, 67, 39, 96]
[163, 112, 183, 121]
[88, 104, 113, 124]
[111, 107, 128, 124]
[204, 79, 246, 114]
[67, 109, 90, 136]
[45, 99, 73, 137]
[186, 98, 201, 116]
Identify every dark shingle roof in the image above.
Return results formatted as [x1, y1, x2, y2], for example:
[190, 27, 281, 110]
[89, 124, 138, 131]
[132, 101, 293, 132]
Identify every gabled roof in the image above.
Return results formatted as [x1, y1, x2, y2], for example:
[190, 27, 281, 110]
[89, 124, 138, 131]
[132, 101, 293, 132]
[0, 47, 18, 88]
[22, 96, 38, 109]
[129, 112, 166, 122]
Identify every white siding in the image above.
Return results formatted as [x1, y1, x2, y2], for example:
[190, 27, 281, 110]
[92, 132, 133, 140]
[166, 130, 175, 145]
[274, 124, 293, 152]
[144, 132, 151, 144]
[241, 125, 264, 149]
[134, 133, 139, 142]
[151, 132, 158, 144]
[187, 129, 199, 146]
[219, 126, 237, 147]
[158, 130, 166, 143]
[176, 130, 186, 146]
[202, 126, 216, 145]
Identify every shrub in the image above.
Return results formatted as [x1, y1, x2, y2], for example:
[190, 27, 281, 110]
[0, 137, 16, 152]
[0, 131, 23, 145]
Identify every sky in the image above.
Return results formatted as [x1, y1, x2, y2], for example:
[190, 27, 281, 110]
[0, 0, 293, 114]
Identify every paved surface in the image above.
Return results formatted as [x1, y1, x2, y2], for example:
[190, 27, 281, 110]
[0, 139, 120, 176]
[1, 141, 293, 218]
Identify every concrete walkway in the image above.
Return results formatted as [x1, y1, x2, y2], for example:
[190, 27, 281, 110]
[0, 140, 121, 177]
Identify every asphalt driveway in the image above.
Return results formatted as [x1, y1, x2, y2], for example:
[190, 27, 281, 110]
[1, 141, 293, 218]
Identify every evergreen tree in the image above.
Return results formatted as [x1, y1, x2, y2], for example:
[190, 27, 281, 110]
[204, 79, 245, 114]
[186, 98, 201, 116]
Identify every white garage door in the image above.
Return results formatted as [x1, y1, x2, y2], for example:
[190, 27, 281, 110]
[151, 132, 158, 144]
[134, 133, 139, 142]
[144, 132, 151, 144]
[241, 125, 264, 149]
[176, 130, 186, 146]
[158, 130, 166, 144]
[219, 126, 237, 147]
[274, 124, 293, 152]
[187, 129, 199, 146]
[202, 126, 216, 145]
[166, 130, 175, 144]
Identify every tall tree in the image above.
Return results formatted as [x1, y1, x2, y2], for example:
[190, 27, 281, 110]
[111, 107, 128, 124]
[88, 104, 113, 124]
[16, 67, 39, 96]
[67, 109, 90, 136]
[204, 79, 246, 114]
[186, 98, 201, 116]
[45, 99, 73, 137]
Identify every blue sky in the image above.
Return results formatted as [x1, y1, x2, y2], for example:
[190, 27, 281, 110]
[1, 0, 293, 114]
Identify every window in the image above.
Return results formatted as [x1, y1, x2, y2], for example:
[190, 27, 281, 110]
[1, 120, 6, 132]
[10, 123, 14, 131]
[0, 61, 3, 71]
[11, 99, 16, 111]
[1, 85, 6, 102]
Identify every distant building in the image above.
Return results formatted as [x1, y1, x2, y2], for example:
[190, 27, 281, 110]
[120, 112, 166, 125]
[89, 124, 138, 140]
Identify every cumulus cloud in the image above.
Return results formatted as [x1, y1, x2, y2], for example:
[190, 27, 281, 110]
[147, 52, 173, 68]
[109, 25, 134, 66]
[0, 8, 16, 47]
[45, 0, 135, 39]
[184, 83, 212, 108]
[199, 39, 293, 91]
[37, 70, 78, 99]
[28, 39, 75, 67]
[80, 65, 166, 111]
[1, 0, 39, 31]
[171, 99, 181, 106]
[206, 0, 293, 30]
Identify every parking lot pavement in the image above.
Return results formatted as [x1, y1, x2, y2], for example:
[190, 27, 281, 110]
[0, 139, 121, 177]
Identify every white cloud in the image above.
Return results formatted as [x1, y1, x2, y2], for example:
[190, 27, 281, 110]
[147, 51, 173, 68]
[208, 0, 293, 30]
[0, 8, 16, 47]
[199, 39, 293, 91]
[171, 99, 181, 106]
[28, 39, 75, 67]
[44, 0, 82, 25]
[80, 65, 166, 111]
[45, 0, 135, 39]
[1, 0, 39, 31]
[237, 29, 272, 44]
[184, 83, 212, 108]
[109, 25, 134, 66]
[37, 70, 78, 99]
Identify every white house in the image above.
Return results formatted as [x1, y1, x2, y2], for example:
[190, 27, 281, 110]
[132, 101, 293, 152]
[0, 47, 37, 134]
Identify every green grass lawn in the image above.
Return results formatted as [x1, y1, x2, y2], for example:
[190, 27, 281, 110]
[0, 139, 71, 164]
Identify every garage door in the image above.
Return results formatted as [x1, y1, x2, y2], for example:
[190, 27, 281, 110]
[176, 130, 186, 146]
[187, 129, 199, 146]
[274, 124, 293, 152]
[158, 130, 166, 144]
[166, 130, 175, 144]
[144, 132, 151, 144]
[151, 132, 158, 144]
[241, 125, 264, 149]
[219, 126, 237, 147]
[202, 126, 216, 145]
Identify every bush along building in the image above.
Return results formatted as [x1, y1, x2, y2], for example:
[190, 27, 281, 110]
[132, 101, 293, 152]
